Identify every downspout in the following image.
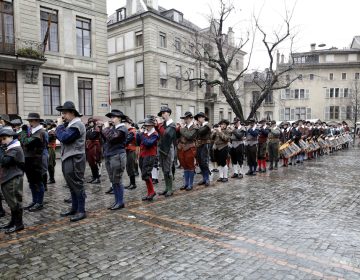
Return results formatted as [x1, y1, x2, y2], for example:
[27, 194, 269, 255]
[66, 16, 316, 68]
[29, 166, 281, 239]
[140, 14, 146, 118]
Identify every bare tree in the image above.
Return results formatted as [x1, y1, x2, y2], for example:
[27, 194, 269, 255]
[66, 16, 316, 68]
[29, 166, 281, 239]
[247, 7, 299, 120]
[351, 79, 360, 142]
[181, 0, 252, 121]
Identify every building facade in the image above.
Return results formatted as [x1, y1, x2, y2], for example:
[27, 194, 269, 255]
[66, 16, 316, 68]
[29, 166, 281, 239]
[244, 40, 360, 124]
[0, 0, 108, 119]
[107, 0, 244, 124]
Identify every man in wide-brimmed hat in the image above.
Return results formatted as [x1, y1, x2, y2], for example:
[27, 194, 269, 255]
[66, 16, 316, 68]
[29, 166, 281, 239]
[0, 127, 25, 233]
[56, 101, 87, 222]
[85, 117, 102, 184]
[10, 118, 22, 134]
[245, 118, 259, 176]
[177, 112, 198, 191]
[156, 106, 177, 197]
[257, 119, 270, 172]
[45, 119, 57, 184]
[19, 112, 47, 212]
[137, 116, 159, 201]
[194, 112, 211, 186]
[229, 117, 246, 179]
[101, 109, 128, 210]
[211, 119, 231, 182]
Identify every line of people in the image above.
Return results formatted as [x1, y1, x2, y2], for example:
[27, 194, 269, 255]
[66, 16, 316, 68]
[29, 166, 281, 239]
[0, 104, 352, 234]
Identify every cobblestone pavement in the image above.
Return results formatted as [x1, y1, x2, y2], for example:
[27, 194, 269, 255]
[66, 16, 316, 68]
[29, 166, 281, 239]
[1, 146, 360, 279]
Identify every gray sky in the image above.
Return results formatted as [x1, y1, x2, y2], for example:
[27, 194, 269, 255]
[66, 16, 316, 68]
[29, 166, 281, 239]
[107, 0, 360, 70]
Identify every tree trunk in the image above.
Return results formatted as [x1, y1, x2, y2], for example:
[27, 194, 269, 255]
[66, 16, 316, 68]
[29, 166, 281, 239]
[220, 81, 244, 121]
[247, 88, 272, 121]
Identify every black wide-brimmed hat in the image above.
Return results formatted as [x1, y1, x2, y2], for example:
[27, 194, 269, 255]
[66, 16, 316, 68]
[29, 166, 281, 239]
[25, 113, 44, 122]
[10, 118, 22, 126]
[157, 106, 172, 117]
[0, 127, 17, 137]
[194, 112, 209, 121]
[180, 111, 193, 119]
[105, 109, 127, 119]
[218, 119, 230, 126]
[56, 101, 82, 117]
[144, 116, 156, 126]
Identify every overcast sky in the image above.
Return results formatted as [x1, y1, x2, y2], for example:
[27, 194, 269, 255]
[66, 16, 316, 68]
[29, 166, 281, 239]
[107, 0, 360, 71]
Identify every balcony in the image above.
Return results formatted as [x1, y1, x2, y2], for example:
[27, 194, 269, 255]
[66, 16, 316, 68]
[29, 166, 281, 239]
[205, 91, 217, 102]
[250, 101, 275, 108]
[0, 38, 46, 84]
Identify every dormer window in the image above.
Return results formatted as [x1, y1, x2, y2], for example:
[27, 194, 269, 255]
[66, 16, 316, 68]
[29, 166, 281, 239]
[173, 11, 183, 23]
[116, 8, 126, 21]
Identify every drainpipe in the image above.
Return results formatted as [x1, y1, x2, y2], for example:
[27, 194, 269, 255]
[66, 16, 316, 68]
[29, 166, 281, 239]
[140, 14, 146, 119]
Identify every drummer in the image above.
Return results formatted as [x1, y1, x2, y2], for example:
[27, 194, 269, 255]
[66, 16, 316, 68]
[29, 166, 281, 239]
[290, 121, 302, 166]
[280, 122, 291, 167]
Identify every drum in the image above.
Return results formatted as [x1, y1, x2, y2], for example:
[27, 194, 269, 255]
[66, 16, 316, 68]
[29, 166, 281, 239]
[298, 139, 309, 151]
[288, 142, 301, 156]
[317, 138, 327, 148]
[280, 143, 291, 159]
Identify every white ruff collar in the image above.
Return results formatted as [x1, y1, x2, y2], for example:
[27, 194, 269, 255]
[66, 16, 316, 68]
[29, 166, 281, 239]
[31, 125, 43, 134]
[166, 119, 173, 126]
[145, 128, 155, 136]
[7, 140, 21, 151]
[68, 117, 81, 128]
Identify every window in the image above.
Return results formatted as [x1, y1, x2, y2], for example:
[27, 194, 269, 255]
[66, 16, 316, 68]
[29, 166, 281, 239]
[252, 91, 260, 103]
[309, 74, 314, 80]
[175, 38, 181, 51]
[117, 65, 125, 91]
[228, 111, 232, 121]
[329, 106, 339, 119]
[136, 61, 143, 87]
[299, 89, 305, 99]
[116, 8, 126, 21]
[295, 107, 306, 120]
[235, 59, 240, 70]
[342, 73, 347, 80]
[76, 17, 91, 57]
[329, 73, 334, 80]
[298, 74, 303, 80]
[159, 32, 166, 48]
[264, 91, 273, 104]
[346, 106, 352, 119]
[285, 89, 290, 99]
[294, 89, 299, 99]
[135, 31, 143, 47]
[219, 109, 224, 120]
[0, 0, 14, 54]
[335, 88, 339, 98]
[265, 111, 273, 121]
[160, 62, 167, 88]
[0, 70, 17, 114]
[189, 68, 195, 91]
[175, 65, 182, 90]
[78, 78, 93, 116]
[355, 73, 360, 80]
[43, 74, 60, 116]
[344, 88, 349, 98]
[284, 108, 290, 120]
[41, 8, 58, 52]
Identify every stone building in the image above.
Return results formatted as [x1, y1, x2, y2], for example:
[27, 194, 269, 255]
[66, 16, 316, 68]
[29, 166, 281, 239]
[107, 0, 245, 124]
[243, 39, 360, 124]
[0, 0, 108, 119]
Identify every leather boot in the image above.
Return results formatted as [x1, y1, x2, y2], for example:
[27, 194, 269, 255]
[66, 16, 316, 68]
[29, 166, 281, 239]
[5, 209, 24, 234]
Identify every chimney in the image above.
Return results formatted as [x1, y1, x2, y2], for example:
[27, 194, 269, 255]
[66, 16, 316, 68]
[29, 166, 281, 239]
[281, 54, 284, 64]
[144, 0, 158, 10]
[227, 27, 235, 46]
[310, 43, 316, 51]
[276, 51, 280, 65]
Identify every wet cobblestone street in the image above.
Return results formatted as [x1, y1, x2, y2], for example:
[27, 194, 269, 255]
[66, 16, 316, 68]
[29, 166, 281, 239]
[1, 146, 360, 279]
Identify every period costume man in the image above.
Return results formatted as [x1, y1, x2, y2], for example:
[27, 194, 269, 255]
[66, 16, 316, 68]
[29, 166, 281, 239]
[212, 119, 231, 182]
[194, 112, 211, 186]
[86, 118, 102, 184]
[101, 109, 128, 210]
[137, 116, 159, 201]
[178, 112, 198, 191]
[156, 106, 177, 197]
[229, 117, 246, 178]
[0, 127, 25, 234]
[19, 113, 47, 212]
[245, 119, 259, 176]
[124, 118, 138, 190]
[290, 122, 302, 166]
[257, 119, 270, 172]
[56, 101, 87, 222]
[267, 120, 281, 170]
[46, 120, 57, 184]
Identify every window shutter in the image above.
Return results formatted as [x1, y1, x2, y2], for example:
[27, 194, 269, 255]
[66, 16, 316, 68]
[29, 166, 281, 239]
[290, 108, 295, 120]
[136, 61, 143, 85]
[117, 65, 125, 77]
[326, 88, 330, 98]
[280, 90, 285, 99]
[340, 88, 344, 98]
[340, 106, 346, 120]
[160, 62, 167, 79]
[279, 108, 284, 121]
[306, 108, 311, 119]
[305, 89, 309, 99]
[324, 106, 330, 120]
